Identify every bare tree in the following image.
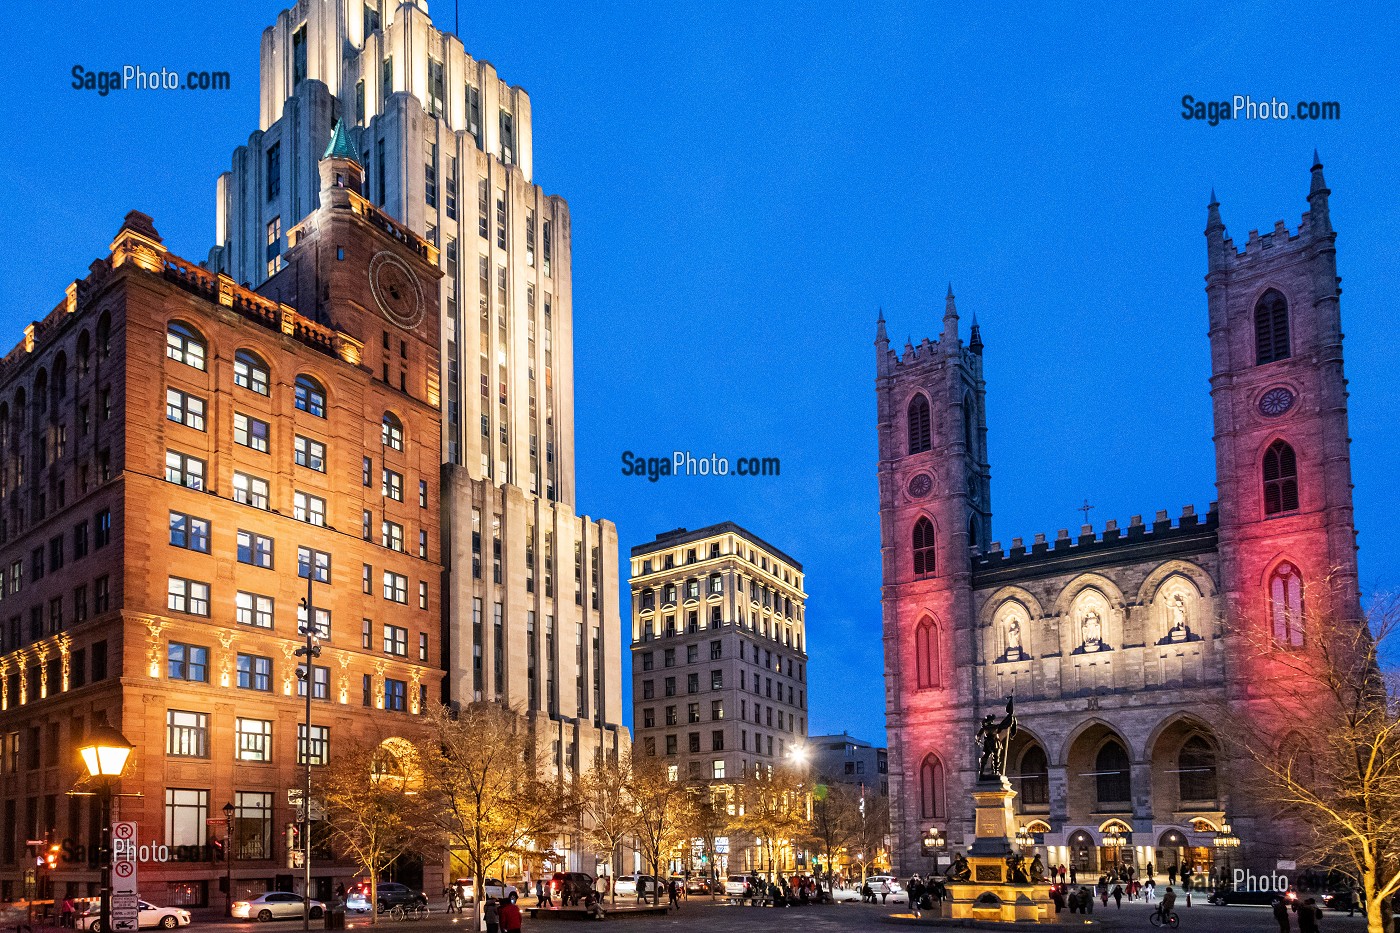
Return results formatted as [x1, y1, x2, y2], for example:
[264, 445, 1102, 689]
[680, 784, 733, 896]
[731, 763, 810, 882]
[628, 754, 696, 905]
[805, 783, 860, 883]
[417, 703, 559, 929]
[578, 748, 635, 904]
[314, 740, 428, 925]
[1231, 586, 1400, 933]
[851, 790, 891, 881]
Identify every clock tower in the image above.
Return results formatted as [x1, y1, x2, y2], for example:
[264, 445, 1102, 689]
[261, 120, 443, 400]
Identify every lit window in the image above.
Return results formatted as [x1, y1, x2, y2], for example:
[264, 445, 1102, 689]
[234, 350, 270, 394]
[295, 375, 327, 417]
[166, 322, 207, 371]
[382, 412, 404, 450]
[295, 435, 327, 472]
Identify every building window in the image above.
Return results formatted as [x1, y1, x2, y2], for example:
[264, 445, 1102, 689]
[164, 789, 208, 849]
[297, 664, 330, 700]
[920, 753, 944, 818]
[385, 678, 407, 712]
[236, 592, 274, 629]
[1255, 288, 1291, 365]
[236, 530, 274, 569]
[1263, 440, 1299, 515]
[912, 517, 936, 577]
[383, 624, 407, 656]
[233, 350, 270, 395]
[496, 196, 507, 249]
[165, 451, 206, 490]
[165, 710, 209, 757]
[298, 605, 331, 639]
[499, 110, 515, 164]
[266, 217, 282, 276]
[1270, 561, 1305, 646]
[383, 571, 408, 603]
[169, 512, 210, 553]
[167, 580, 211, 617]
[710, 670, 723, 690]
[165, 322, 207, 371]
[915, 617, 940, 688]
[1019, 746, 1048, 805]
[298, 547, 331, 583]
[297, 725, 329, 766]
[235, 718, 272, 762]
[295, 375, 327, 417]
[1095, 741, 1132, 805]
[908, 393, 931, 454]
[355, 78, 366, 122]
[426, 60, 444, 118]
[234, 791, 274, 860]
[294, 491, 327, 527]
[382, 468, 403, 501]
[167, 642, 209, 681]
[165, 388, 206, 431]
[382, 412, 404, 450]
[291, 24, 307, 87]
[236, 653, 272, 691]
[1178, 735, 1218, 801]
[295, 435, 327, 472]
[265, 143, 280, 201]
[232, 472, 270, 509]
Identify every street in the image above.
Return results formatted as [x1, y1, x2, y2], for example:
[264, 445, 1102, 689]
[180, 896, 1373, 932]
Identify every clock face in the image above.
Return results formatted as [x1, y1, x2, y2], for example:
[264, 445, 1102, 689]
[1258, 386, 1296, 417]
[369, 251, 425, 330]
[907, 473, 933, 499]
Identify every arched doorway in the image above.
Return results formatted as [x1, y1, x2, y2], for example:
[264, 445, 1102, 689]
[1068, 830, 1097, 876]
[1098, 820, 1134, 877]
[1155, 827, 1213, 886]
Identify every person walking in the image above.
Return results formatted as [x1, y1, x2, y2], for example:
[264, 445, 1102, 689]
[538, 879, 553, 909]
[1111, 884, 1123, 909]
[1169, 864, 1178, 886]
[1297, 897, 1322, 933]
[668, 878, 680, 910]
[498, 897, 522, 933]
[60, 897, 75, 929]
[1069, 865, 1078, 886]
[484, 898, 500, 933]
[908, 876, 924, 919]
[444, 884, 459, 915]
[1272, 895, 1292, 933]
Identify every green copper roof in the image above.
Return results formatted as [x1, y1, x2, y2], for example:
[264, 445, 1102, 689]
[323, 120, 359, 162]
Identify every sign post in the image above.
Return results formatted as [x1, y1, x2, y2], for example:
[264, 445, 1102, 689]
[111, 821, 139, 933]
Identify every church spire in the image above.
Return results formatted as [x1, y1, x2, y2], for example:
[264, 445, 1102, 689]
[969, 310, 983, 354]
[1206, 188, 1228, 272]
[1308, 149, 1332, 234]
[942, 282, 959, 343]
[875, 307, 888, 345]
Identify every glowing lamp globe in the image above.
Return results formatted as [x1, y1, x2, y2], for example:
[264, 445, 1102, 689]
[78, 725, 134, 778]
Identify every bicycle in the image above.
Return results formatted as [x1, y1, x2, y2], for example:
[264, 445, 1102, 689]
[1149, 906, 1179, 928]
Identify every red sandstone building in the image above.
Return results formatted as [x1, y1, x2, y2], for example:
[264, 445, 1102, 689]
[0, 139, 444, 906]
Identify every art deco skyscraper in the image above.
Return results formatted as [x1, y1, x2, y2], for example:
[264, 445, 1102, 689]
[208, 0, 625, 843]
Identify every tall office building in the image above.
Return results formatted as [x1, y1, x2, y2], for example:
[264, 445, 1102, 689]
[208, 0, 625, 848]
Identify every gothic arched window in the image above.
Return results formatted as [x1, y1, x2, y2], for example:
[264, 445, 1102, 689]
[913, 518, 936, 577]
[1263, 440, 1298, 515]
[1020, 746, 1049, 806]
[1255, 289, 1291, 365]
[908, 394, 931, 454]
[1178, 736, 1218, 801]
[920, 753, 945, 819]
[1270, 562, 1304, 646]
[915, 618, 940, 688]
[1095, 741, 1131, 805]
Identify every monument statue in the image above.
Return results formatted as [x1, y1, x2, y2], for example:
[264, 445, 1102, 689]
[947, 852, 972, 882]
[1168, 592, 1190, 638]
[1082, 610, 1102, 648]
[1006, 854, 1030, 885]
[1029, 854, 1047, 883]
[974, 696, 1018, 779]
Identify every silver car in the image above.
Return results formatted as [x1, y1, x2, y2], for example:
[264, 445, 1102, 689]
[231, 893, 326, 921]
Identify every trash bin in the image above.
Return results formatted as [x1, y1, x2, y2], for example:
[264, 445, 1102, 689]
[324, 909, 346, 930]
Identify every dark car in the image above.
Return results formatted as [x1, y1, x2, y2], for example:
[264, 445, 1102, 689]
[373, 882, 428, 911]
[549, 872, 595, 905]
[1207, 888, 1289, 907]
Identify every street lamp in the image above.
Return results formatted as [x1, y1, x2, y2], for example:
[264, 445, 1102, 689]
[1213, 815, 1241, 887]
[223, 803, 235, 917]
[78, 726, 133, 933]
[297, 572, 323, 933]
[1102, 825, 1128, 874]
[1015, 825, 1034, 850]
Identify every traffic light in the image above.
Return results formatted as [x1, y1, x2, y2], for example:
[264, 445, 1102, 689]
[212, 837, 225, 861]
[45, 844, 60, 870]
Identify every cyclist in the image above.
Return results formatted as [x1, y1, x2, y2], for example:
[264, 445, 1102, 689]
[1154, 886, 1178, 925]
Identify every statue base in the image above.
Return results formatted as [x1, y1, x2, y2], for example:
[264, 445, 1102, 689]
[941, 776, 1056, 924]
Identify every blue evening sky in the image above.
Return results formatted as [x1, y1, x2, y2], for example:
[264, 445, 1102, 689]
[3, 2, 1397, 747]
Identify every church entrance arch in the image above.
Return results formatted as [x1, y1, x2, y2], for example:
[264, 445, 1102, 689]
[1068, 830, 1097, 876]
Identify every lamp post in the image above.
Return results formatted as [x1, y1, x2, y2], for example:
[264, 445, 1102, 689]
[1015, 825, 1034, 851]
[1213, 815, 1240, 889]
[297, 570, 322, 933]
[77, 726, 133, 933]
[223, 802, 235, 916]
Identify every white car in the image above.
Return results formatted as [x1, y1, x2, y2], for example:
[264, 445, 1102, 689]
[866, 876, 909, 904]
[344, 893, 370, 913]
[78, 901, 192, 931]
[612, 876, 638, 897]
[458, 878, 518, 903]
[724, 875, 751, 898]
[232, 893, 326, 921]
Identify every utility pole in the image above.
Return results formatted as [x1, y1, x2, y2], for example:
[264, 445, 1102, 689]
[297, 570, 321, 933]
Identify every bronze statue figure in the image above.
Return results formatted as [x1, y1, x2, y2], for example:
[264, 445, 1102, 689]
[947, 853, 972, 882]
[975, 696, 1018, 779]
[1029, 854, 1047, 884]
[1006, 854, 1030, 885]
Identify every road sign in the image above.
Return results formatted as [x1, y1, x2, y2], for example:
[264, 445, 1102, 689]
[111, 821, 139, 933]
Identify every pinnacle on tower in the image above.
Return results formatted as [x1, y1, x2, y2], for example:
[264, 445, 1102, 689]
[942, 282, 959, 342]
[1308, 149, 1331, 234]
[969, 310, 983, 353]
[875, 307, 888, 345]
[323, 119, 360, 163]
[1205, 188, 1228, 272]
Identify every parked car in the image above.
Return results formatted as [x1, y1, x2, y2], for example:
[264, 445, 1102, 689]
[866, 876, 909, 904]
[1208, 888, 1294, 907]
[344, 892, 371, 913]
[459, 877, 519, 903]
[77, 901, 192, 931]
[612, 876, 639, 897]
[232, 893, 326, 922]
[724, 874, 751, 898]
[684, 875, 713, 895]
[548, 872, 595, 905]
[371, 883, 427, 911]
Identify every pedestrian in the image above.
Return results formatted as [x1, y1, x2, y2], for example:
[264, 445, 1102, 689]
[1082, 887, 1094, 914]
[1147, 862, 1155, 881]
[1100, 884, 1109, 909]
[539, 878, 553, 909]
[60, 897, 75, 929]
[1272, 895, 1291, 933]
[1297, 897, 1322, 933]
[1169, 864, 1178, 886]
[1069, 865, 1078, 886]
[484, 897, 500, 933]
[498, 896, 522, 933]
[1111, 884, 1123, 909]
[668, 878, 680, 909]
[444, 884, 459, 914]
[522, 868, 532, 896]
[909, 876, 924, 919]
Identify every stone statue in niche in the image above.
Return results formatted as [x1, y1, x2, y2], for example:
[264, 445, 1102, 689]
[1156, 590, 1203, 645]
[997, 615, 1028, 663]
[1071, 607, 1111, 655]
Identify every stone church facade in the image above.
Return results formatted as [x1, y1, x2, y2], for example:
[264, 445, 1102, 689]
[878, 157, 1362, 879]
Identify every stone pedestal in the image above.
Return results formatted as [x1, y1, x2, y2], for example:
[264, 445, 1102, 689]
[942, 777, 1057, 924]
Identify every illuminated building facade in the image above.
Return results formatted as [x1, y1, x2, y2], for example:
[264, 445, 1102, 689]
[878, 158, 1362, 878]
[0, 140, 444, 905]
[208, 0, 626, 863]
